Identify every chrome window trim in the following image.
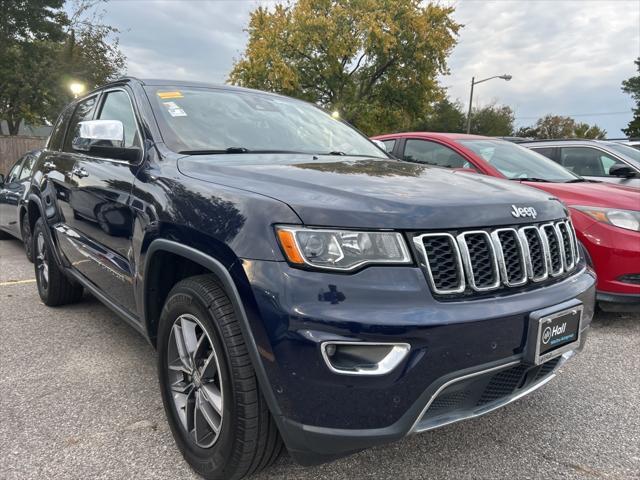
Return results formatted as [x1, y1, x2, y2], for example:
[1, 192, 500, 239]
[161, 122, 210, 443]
[540, 223, 564, 277]
[456, 230, 501, 291]
[518, 226, 549, 282]
[413, 233, 466, 294]
[490, 228, 528, 287]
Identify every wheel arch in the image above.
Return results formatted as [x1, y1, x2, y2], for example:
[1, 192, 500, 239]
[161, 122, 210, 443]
[142, 239, 283, 420]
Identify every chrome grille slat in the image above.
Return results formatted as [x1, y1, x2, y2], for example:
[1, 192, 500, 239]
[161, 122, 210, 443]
[540, 223, 563, 277]
[413, 233, 465, 294]
[491, 228, 528, 287]
[457, 231, 501, 291]
[519, 226, 549, 282]
[416, 220, 579, 296]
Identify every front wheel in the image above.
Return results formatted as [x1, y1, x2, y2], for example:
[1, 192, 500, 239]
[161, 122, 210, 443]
[158, 275, 282, 480]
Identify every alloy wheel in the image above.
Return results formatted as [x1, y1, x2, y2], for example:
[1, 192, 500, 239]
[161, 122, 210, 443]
[35, 232, 49, 290]
[167, 313, 224, 448]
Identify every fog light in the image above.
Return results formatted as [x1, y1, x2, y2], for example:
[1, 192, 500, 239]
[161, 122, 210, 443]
[320, 342, 410, 376]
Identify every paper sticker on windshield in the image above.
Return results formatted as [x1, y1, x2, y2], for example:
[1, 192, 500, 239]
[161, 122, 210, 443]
[163, 101, 187, 117]
[157, 91, 183, 99]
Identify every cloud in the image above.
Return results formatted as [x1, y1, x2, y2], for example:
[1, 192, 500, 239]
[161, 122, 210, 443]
[100, 0, 639, 135]
[442, 0, 640, 135]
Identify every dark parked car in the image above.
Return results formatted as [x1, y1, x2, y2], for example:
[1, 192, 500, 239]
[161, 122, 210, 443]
[0, 150, 40, 261]
[520, 139, 640, 188]
[25, 78, 595, 479]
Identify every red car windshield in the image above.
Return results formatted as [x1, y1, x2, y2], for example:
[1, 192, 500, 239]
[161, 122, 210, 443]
[459, 139, 578, 182]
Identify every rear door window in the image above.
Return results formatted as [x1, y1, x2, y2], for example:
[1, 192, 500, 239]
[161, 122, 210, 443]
[63, 95, 98, 152]
[403, 139, 468, 168]
[18, 155, 36, 180]
[48, 106, 74, 151]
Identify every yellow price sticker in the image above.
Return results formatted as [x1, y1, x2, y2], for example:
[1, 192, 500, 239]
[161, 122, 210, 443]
[157, 91, 184, 99]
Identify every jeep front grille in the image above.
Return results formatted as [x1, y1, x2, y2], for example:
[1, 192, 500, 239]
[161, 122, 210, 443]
[414, 220, 579, 296]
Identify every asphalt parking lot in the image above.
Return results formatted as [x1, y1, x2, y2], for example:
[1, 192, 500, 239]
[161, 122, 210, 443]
[1, 237, 639, 480]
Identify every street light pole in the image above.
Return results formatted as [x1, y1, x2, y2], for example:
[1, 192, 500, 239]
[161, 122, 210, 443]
[465, 74, 512, 134]
[466, 76, 475, 134]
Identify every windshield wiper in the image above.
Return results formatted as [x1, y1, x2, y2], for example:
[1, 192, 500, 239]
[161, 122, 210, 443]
[565, 178, 598, 183]
[511, 177, 550, 182]
[179, 147, 307, 155]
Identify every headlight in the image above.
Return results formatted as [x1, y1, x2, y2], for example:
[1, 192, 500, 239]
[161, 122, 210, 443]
[572, 206, 640, 232]
[275, 226, 412, 271]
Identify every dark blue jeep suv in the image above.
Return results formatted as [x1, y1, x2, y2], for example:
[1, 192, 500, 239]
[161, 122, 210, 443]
[26, 78, 596, 479]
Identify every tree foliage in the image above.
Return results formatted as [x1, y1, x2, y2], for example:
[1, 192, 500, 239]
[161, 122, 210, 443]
[412, 98, 465, 133]
[468, 103, 514, 136]
[0, 0, 125, 135]
[229, 0, 461, 135]
[517, 114, 606, 140]
[621, 57, 640, 137]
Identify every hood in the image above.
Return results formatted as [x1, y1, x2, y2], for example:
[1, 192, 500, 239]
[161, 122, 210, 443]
[521, 181, 640, 211]
[178, 154, 567, 229]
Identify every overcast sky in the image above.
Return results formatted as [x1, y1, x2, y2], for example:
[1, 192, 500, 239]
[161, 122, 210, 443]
[99, 0, 640, 136]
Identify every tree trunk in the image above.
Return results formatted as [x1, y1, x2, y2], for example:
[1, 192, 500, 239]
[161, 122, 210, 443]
[7, 117, 20, 135]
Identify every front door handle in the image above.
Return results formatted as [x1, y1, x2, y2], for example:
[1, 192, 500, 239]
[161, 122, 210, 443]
[72, 167, 89, 178]
[43, 161, 56, 171]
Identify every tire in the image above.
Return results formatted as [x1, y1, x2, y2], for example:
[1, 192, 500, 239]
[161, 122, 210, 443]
[33, 217, 84, 306]
[0, 229, 11, 240]
[158, 275, 283, 480]
[21, 213, 34, 262]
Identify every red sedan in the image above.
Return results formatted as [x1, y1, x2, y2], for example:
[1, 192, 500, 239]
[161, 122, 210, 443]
[373, 132, 640, 312]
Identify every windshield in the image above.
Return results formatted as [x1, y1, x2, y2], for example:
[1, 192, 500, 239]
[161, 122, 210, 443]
[145, 86, 386, 158]
[605, 142, 640, 162]
[458, 139, 579, 181]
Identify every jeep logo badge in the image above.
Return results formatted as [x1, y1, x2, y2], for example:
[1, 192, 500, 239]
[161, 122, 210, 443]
[511, 205, 537, 219]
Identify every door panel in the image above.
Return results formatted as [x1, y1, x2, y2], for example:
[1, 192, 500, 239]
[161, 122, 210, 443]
[47, 95, 98, 263]
[64, 89, 141, 313]
[66, 158, 137, 312]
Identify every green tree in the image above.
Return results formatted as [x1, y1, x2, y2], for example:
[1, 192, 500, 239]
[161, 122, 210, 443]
[621, 57, 640, 137]
[468, 104, 514, 136]
[229, 0, 461, 135]
[0, 0, 125, 135]
[413, 98, 465, 132]
[520, 115, 606, 139]
[573, 121, 607, 139]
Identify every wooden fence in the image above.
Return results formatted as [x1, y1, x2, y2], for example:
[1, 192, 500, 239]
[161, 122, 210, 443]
[0, 136, 47, 175]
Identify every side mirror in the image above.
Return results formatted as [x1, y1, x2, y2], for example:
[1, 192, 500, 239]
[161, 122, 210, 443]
[371, 139, 387, 151]
[72, 120, 140, 162]
[609, 163, 636, 178]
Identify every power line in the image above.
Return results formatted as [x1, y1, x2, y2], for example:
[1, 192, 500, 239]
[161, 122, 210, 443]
[515, 111, 631, 120]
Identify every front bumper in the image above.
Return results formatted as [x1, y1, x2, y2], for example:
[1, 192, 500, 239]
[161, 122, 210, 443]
[240, 260, 596, 465]
[576, 218, 640, 299]
[596, 291, 640, 312]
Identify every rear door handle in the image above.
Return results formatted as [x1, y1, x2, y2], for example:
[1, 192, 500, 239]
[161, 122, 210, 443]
[72, 167, 89, 178]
